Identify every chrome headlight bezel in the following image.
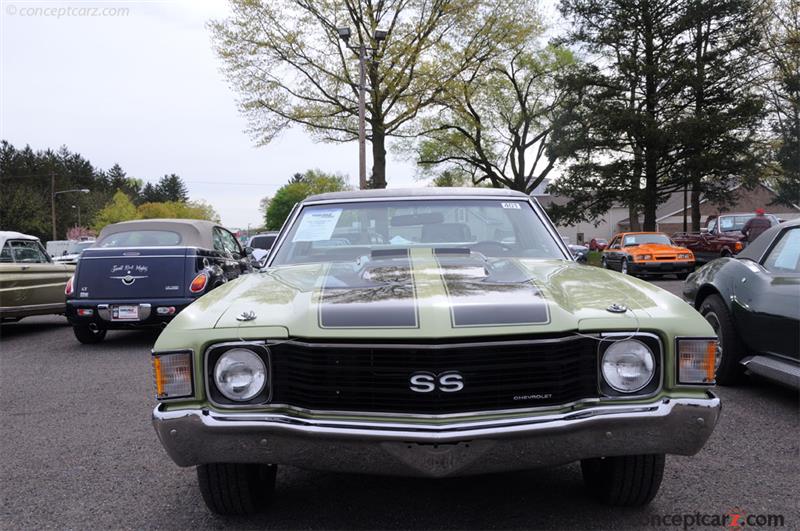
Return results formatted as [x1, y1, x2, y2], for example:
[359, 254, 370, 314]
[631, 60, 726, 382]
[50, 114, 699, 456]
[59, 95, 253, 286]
[597, 333, 662, 398]
[205, 342, 272, 407]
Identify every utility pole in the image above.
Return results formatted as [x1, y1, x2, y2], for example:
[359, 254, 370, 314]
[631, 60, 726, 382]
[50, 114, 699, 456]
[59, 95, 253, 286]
[51, 173, 57, 241]
[682, 184, 688, 233]
[337, 27, 387, 190]
[358, 43, 367, 190]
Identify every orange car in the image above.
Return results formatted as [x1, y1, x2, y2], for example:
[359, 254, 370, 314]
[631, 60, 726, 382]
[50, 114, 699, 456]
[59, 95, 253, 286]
[601, 232, 695, 279]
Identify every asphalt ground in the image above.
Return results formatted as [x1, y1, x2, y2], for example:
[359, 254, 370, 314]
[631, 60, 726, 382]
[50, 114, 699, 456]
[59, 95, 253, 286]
[1, 278, 798, 530]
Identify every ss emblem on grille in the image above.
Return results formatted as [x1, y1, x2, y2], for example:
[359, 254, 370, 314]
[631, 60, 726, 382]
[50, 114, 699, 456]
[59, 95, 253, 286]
[409, 371, 464, 393]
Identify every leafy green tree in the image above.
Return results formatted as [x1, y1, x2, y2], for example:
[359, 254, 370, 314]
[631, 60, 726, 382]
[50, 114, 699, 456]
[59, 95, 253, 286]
[431, 170, 469, 187]
[137, 200, 220, 222]
[0, 141, 111, 240]
[105, 163, 142, 201]
[414, 43, 576, 193]
[141, 174, 190, 203]
[140, 182, 163, 203]
[264, 170, 350, 229]
[93, 191, 140, 231]
[211, 0, 538, 189]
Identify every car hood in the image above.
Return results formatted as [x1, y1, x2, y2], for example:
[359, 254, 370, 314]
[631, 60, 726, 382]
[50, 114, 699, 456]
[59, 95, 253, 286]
[626, 243, 691, 254]
[165, 249, 705, 340]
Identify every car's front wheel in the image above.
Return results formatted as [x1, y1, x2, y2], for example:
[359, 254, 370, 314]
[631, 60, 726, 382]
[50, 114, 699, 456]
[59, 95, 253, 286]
[699, 294, 744, 385]
[620, 258, 629, 275]
[601, 256, 609, 269]
[73, 325, 107, 344]
[197, 463, 276, 515]
[581, 454, 665, 506]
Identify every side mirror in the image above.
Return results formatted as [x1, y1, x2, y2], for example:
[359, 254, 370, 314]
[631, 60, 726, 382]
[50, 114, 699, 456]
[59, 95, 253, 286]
[244, 246, 254, 255]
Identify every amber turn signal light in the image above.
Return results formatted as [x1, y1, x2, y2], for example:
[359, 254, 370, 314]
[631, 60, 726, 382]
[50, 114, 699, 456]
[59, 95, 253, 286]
[152, 352, 193, 400]
[677, 338, 717, 385]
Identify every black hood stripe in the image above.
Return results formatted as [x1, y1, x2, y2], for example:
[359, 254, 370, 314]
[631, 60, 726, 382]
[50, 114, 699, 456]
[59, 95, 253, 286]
[436, 255, 550, 327]
[318, 251, 419, 329]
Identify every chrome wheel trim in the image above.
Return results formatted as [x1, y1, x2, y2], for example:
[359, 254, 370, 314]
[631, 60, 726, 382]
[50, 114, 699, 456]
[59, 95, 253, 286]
[620, 259, 628, 275]
[704, 311, 723, 370]
[601, 257, 608, 269]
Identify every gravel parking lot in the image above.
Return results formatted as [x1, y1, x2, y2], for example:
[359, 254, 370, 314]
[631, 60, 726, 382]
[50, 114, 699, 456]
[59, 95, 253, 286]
[1, 279, 798, 530]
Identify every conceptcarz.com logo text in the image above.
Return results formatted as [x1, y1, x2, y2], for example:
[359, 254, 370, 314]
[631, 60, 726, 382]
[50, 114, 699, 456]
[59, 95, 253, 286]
[644, 507, 785, 529]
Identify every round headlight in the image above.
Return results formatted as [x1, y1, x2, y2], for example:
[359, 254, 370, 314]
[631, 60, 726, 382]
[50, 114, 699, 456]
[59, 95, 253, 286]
[601, 339, 655, 393]
[213, 348, 267, 401]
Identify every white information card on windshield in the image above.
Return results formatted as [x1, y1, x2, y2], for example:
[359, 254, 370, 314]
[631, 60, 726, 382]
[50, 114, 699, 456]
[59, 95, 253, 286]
[292, 208, 342, 241]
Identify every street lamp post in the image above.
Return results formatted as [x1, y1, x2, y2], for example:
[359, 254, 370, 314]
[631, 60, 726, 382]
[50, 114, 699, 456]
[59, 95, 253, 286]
[71, 204, 81, 227]
[337, 27, 387, 190]
[52, 188, 89, 240]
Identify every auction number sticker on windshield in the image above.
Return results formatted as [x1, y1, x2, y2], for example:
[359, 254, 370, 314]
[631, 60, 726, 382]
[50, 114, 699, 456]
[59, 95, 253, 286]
[292, 208, 343, 242]
[501, 202, 521, 209]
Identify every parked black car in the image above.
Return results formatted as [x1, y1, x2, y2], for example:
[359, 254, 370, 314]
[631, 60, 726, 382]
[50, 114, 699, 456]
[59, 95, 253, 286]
[683, 218, 799, 388]
[66, 219, 253, 343]
[567, 244, 589, 263]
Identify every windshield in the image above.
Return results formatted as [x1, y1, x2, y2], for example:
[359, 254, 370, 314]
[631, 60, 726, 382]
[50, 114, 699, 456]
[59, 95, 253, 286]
[622, 233, 672, 246]
[68, 241, 95, 253]
[718, 214, 777, 232]
[270, 199, 565, 265]
[250, 234, 277, 250]
[98, 230, 182, 247]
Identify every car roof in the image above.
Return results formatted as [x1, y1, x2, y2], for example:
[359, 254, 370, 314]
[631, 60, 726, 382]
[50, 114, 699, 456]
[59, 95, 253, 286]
[0, 231, 39, 250]
[96, 219, 219, 248]
[304, 187, 530, 203]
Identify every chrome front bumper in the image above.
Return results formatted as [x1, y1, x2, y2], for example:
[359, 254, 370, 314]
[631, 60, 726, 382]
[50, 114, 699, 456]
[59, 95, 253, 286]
[152, 393, 720, 478]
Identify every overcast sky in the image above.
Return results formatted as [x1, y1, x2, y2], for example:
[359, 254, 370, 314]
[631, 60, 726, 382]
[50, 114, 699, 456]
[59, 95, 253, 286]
[1, 0, 425, 229]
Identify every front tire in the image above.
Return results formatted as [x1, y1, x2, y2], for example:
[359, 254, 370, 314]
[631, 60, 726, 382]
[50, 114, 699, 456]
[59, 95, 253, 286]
[197, 463, 276, 516]
[699, 294, 744, 385]
[581, 454, 665, 506]
[73, 325, 107, 344]
[601, 256, 609, 269]
[620, 258, 629, 275]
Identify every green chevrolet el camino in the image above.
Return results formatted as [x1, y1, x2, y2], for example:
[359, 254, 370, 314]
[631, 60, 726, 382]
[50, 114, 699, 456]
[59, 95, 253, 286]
[151, 188, 720, 515]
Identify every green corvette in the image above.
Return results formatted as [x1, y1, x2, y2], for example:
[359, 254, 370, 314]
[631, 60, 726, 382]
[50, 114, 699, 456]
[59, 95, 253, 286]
[151, 188, 720, 515]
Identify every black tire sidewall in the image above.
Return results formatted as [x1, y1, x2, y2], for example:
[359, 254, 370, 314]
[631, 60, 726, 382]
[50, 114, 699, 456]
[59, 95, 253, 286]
[73, 325, 106, 344]
[699, 294, 744, 385]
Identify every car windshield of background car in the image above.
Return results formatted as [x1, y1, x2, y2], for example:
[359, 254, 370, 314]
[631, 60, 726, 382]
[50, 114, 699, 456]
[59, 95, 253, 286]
[623, 234, 671, 246]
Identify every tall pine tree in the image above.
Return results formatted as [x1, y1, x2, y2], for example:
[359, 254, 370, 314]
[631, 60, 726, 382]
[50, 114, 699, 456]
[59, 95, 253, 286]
[550, 0, 688, 230]
[677, 0, 764, 230]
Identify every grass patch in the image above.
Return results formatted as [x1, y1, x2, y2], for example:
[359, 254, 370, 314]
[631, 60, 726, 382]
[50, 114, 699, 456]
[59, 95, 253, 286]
[587, 251, 603, 267]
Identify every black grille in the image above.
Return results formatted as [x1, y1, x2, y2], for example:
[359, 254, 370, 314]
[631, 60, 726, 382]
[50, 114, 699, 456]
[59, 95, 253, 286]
[269, 336, 598, 414]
